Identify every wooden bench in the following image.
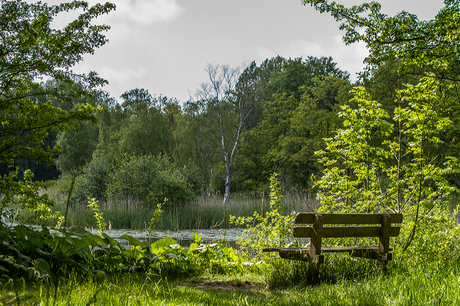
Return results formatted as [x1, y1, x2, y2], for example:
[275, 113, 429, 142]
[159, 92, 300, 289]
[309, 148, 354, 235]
[263, 212, 403, 281]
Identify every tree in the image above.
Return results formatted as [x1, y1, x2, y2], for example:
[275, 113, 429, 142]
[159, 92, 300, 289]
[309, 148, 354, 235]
[55, 86, 114, 175]
[237, 57, 350, 191]
[118, 89, 177, 157]
[316, 81, 459, 250]
[174, 110, 219, 196]
[302, 0, 460, 83]
[187, 63, 259, 204]
[0, 0, 115, 223]
[56, 120, 99, 174]
[268, 56, 348, 100]
[302, 0, 460, 252]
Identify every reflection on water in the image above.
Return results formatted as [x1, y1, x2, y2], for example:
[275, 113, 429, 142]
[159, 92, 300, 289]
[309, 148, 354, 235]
[87, 227, 242, 249]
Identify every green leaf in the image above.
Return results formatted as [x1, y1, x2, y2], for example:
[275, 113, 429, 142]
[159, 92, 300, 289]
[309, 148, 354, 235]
[34, 258, 51, 275]
[121, 234, 149, 249]
[151, 237, 178, 254]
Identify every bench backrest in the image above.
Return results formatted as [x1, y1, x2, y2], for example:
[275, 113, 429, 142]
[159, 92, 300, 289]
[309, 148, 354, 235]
[294, 213, 403, 238]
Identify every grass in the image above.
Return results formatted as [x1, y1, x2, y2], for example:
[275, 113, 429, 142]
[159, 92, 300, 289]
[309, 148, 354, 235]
[51, 191, 318, 230]
[2, 260, 459, 306]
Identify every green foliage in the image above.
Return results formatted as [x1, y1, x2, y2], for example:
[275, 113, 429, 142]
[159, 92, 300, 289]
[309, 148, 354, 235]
[302, 0, 460, 80]
[107, 154, 194, 207]
[396, 205, 460, 270]
[3, 263, 460, 305]
[316, 79, 460, 254]
[57, 193, 279, 230]
[0, 169, 58, 225]
[266, 254, 384, 288]
[148, 200, 165, 234]
[317, 80, 459, 212]
[187, 233, 253, 275]
[56, 121, 99, 174]
[73, 155, 112, 202]
[173, 110, 219, 194]
[118, 90, 177, 156]
[185, 63, 259, 204]
[231, 173, 295, 259]
[301, 0, 460, 263]
[0, 0, 114, 221]
[87, 198, 107, 234]
[269, 173, 283, 212]
[0, 220, 250, 286]
[267, 56, 348, 100]
[316, 86, 393, 213]
[72, 154, 196, 207]
[238, 58, 351, 191]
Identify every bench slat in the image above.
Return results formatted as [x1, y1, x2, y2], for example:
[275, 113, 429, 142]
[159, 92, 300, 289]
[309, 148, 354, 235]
[262, 246, 388, 253]
[294, 226, 400, 238]
[295, 213, 403, 225]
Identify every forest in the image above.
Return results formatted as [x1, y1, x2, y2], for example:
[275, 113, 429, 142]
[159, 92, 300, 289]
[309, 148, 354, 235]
[2, 0, 460, 305]
[35, 56, 351, 207]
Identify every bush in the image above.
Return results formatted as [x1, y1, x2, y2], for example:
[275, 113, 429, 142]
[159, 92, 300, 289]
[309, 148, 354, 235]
[70, 154, 198, 208]
[107, 154, 194, 207]
[231, 173, 296, 260]
[72, 155, 112, 203]
[396, 204, 460, 271]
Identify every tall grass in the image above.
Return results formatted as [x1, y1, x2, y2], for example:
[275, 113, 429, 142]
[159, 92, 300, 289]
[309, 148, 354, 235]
[53, 192, 318, 230]
[3, 261, 460, 305]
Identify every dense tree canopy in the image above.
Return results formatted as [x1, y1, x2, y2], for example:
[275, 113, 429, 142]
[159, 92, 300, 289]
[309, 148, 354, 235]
[0, 0, 114, 222]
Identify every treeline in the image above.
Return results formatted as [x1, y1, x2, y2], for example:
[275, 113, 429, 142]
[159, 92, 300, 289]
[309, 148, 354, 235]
[12, 55, 460, 208]
[56, 56, 352, 207]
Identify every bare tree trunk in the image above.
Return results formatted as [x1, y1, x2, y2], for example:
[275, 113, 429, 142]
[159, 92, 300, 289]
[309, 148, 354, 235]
[223, 163, 232, 204]
[190, 63, 259, 205]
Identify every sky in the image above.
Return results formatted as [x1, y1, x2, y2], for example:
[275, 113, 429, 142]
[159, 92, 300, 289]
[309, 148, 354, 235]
[50, 0, 445, 104]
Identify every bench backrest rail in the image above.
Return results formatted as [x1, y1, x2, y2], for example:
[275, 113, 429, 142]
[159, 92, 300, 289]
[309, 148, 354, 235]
[295, 213, 403, 225]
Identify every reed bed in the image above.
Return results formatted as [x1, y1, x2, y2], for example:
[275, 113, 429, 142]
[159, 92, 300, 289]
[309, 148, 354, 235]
[54, 192, 319, 230]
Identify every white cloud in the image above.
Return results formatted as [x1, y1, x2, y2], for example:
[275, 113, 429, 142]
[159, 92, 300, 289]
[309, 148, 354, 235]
[257, 47, 276, 62]
[112, 0, 185, 25]
[96, 66, 147, 98]
[99, 66, 147, 84]
[50, 0, 185, 29]
[258, 35, 369, 81]
[71, 63, 147, 99]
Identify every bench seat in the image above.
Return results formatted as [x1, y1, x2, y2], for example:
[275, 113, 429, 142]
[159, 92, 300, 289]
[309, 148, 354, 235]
[263, 245, 393, 261]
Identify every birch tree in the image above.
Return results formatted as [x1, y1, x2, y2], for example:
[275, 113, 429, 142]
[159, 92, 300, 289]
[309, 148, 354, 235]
[187, 63, 258, 204]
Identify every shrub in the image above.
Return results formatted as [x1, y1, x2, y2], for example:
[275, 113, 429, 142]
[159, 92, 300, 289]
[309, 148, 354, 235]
[107, 154, 194, 207]
[72, 155, 112, 203]
[70, 154, 197, 208]
[231, 173, 296, 260]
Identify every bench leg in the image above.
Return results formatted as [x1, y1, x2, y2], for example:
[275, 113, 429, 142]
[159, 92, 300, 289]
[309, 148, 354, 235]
[308, 263, 319, 283]
[308, 255, 324, 283]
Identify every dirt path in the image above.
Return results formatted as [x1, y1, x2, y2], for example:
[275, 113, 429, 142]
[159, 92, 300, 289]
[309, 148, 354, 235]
[181, 280, 265, 291]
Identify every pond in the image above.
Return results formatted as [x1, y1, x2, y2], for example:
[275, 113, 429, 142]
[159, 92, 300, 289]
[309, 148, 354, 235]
[2, 217, 242, 248]
[87, 227, 243, 248]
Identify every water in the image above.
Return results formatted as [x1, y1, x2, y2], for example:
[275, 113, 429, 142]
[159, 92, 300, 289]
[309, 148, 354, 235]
[87, 227, 242, 248]
[2, 217, 242, 248]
